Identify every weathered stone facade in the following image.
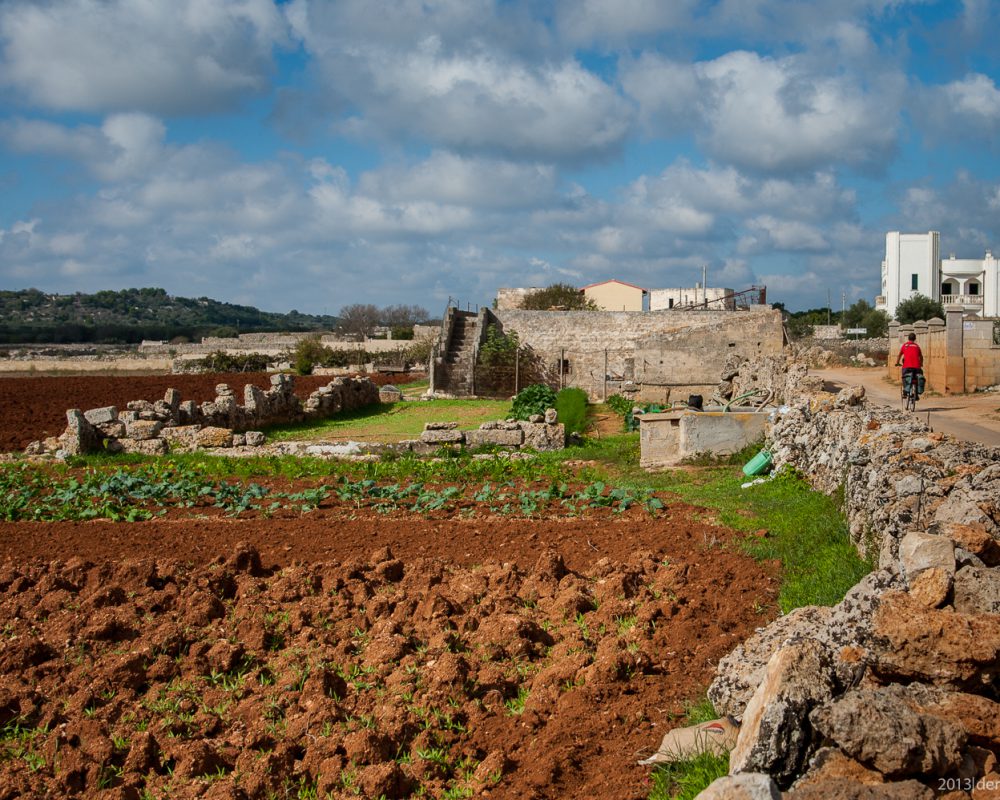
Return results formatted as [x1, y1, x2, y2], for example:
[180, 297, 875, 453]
[494, 306, 784, 403]
[696, 382, 1000, 798]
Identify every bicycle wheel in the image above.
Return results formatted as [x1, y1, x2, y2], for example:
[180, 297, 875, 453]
[905, 387, 917, 412]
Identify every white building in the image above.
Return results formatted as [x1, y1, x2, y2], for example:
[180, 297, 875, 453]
[649, 285, 735, 311]
[878, 231, 1000, 318]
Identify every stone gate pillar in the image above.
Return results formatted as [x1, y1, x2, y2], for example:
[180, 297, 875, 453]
[944, 305, 966, 394]
[887, 320, 900, 378]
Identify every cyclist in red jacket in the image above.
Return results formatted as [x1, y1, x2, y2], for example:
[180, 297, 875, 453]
[895, 333, 923, 398]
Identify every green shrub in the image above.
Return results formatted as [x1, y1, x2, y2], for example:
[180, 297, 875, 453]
[478, 324, 519, 367]
[194, 350, 271, 372]
[555, 387, 589, 436]
[292, 337, 330, 375]
[605, 394, 633, 416]
[510, 384, 557, 420]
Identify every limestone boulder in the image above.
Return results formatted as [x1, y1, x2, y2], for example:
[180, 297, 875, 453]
[696, 773, 779, 799]
[464, 429, 523, 448]
[379, 385, 403, 403]
[709, 606, 833, 719]
[931, 522, 1000, 567]
[159, 426, 201, 451]
[902, 686, 1000, 749]
[61, 409, 102, 455]
[521, 422, 565, 452]
[792, 747, 886, 789]
[729, 638, 836, 784]
[119, 438, 169, 456]
[809, 686, 966, 777]
[195, 427, 235, 449]
[419, 429, 464, 444]
[96, 420, 127, 440]
[834, 385, 865, 407]
[83, 406, 118, 425]
[899, 531, 955, 579]
[933, 491, 997, 535]
[952, 565, 1000, 615]
[907, 567, 951, 608]
[783, 780, 934, 799]
[125, 419, 163, 441]
[245, 431, 266, 447]
[870, 590, 1000, 689]
[164, 388, 181, 412]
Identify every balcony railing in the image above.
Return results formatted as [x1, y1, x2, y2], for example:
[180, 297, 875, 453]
[942, 294, 983, 305]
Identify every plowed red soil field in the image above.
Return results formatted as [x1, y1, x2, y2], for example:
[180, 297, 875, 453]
[0, 372, 418, 452]
[0, 371, 773, 798]
[0, 498, 778, 799]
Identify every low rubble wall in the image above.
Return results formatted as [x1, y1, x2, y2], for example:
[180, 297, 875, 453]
[28, 375, 379, 457]
[698, 385, 1000, 797]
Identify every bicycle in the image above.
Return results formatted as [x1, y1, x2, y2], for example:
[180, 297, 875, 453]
[901, 372, 919, 412]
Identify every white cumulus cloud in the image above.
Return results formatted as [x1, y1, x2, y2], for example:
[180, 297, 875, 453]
[0, 0, 286, 114]
[622, 50, 901, 173]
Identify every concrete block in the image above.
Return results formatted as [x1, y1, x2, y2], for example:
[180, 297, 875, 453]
[640, 410, 767, 468]
[419, 429, 465, 444]
[464, 429, 524, 448]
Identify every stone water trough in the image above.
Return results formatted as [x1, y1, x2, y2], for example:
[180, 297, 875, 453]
[638, 408, 768, 468]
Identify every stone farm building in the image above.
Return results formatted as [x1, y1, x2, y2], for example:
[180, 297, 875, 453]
[430, 301, 784, 402]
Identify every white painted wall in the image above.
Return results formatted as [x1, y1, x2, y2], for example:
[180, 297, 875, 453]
[649, 287, 734, 310]
[879, 232, 999, 318]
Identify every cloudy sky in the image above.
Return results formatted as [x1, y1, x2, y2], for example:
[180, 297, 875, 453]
[1, 0, 998, 315]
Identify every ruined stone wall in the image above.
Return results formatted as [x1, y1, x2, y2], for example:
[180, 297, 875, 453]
[35, 375, 379, 457]
[494, 307, 784, 401]
[698, 388, 1000, 797]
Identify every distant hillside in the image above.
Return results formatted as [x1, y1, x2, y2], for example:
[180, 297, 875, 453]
[0, 288, 339, 344]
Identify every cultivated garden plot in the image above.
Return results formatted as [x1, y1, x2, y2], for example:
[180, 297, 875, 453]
[0, 448, 781, 800]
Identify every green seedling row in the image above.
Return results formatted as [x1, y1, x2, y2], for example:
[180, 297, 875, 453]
[0, 462, 664, 522]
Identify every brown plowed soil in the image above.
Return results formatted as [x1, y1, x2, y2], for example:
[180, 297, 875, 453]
[0, 372, 420, 452]
[0, 507, 778, 799]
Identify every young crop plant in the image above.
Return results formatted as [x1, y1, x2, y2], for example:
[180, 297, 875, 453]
[504, 686, 530, 716]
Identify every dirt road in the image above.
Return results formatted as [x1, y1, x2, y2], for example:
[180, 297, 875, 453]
[814, 366, 1000, 448]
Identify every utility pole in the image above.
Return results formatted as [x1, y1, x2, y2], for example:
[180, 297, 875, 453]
[842, 291, 846, 324]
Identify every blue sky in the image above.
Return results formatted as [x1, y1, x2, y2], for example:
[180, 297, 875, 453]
[1, 0, 998, 315]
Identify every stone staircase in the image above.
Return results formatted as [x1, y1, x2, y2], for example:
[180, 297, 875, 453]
[435, 311, 479, 395]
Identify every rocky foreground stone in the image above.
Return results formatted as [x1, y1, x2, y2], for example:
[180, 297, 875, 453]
[693, 355, 1000, 799]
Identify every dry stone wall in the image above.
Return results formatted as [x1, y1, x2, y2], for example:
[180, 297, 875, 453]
[28, 375, 379, 457]
[494, 307, 783, 402]
[698, 386, 1000, 798]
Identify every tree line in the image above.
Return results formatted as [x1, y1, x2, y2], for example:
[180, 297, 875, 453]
[775, 295, 945, 340]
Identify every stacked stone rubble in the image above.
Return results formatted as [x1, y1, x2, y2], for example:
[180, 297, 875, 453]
[712, 353, 824, 408]
[697, 386, 1000, 798]
[412, 410, 565, 453]
[26, 375, 379, 457]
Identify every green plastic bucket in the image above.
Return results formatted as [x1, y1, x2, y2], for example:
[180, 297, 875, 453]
[742, 449, 773, 477]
